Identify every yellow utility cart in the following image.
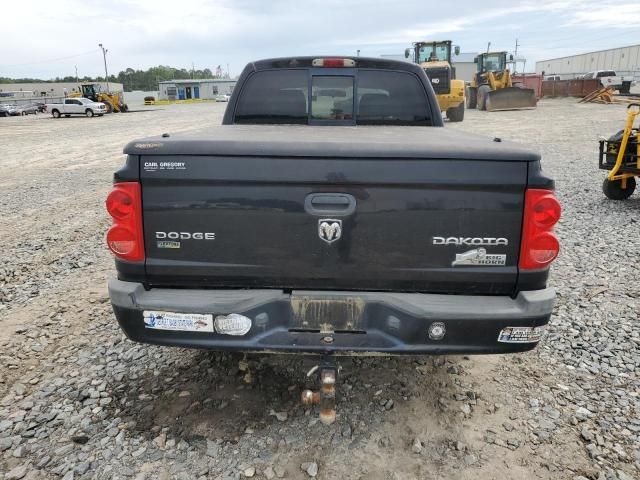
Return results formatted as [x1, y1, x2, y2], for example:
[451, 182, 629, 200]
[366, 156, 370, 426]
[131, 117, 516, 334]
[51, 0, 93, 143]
[599, 104, 639, 200]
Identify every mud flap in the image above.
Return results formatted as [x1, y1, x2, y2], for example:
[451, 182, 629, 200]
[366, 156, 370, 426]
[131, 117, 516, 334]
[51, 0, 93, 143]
[485, 87, 537, 112]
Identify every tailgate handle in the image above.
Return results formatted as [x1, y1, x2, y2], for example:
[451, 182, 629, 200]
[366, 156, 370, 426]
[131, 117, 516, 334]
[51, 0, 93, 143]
[305, 193, 356, 216]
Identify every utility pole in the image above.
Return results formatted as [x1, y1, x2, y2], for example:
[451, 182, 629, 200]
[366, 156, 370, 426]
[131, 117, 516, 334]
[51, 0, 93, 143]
[192, 62, 195, 79]
[514, 38, 520, 74]
[75, 65, 78, 83]
[98, 43, 109, 92]
[226, 63, 230, 78]
[357, 49, 360, 57]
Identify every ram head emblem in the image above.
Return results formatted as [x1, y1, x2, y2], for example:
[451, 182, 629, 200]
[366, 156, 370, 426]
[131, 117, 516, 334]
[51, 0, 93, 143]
[318, 219, 342, 244]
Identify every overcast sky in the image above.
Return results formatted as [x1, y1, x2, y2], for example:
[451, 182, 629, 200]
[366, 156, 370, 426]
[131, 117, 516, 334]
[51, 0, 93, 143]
[1, 0, 639, 79]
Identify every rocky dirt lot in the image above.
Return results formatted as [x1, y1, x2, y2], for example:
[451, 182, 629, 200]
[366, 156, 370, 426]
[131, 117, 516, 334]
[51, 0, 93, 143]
[0, 100, 638, 480]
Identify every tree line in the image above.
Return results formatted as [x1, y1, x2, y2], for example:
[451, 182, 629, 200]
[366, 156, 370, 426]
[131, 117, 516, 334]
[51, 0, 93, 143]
[0, 65, 230, 91]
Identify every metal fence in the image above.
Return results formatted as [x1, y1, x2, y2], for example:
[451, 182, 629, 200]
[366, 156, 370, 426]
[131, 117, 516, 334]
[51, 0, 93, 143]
[541, 79, 602, 97]
[0, 95, 67, 107]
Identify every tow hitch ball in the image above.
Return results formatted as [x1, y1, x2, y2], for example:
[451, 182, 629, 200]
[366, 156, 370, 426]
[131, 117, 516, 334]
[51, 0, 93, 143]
[301, 363, 337, 425]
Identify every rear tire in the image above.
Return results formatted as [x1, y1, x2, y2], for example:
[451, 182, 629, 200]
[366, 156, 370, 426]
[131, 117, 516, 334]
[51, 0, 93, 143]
[52, 109, 61, 118]
[466, 87, 477, 109]
[85, 109, 94, 117]
[121, 104, 129, 112]
[603, 177, 636, 200]
[477, 85, 491, 111]
[447, 102, 465, 122]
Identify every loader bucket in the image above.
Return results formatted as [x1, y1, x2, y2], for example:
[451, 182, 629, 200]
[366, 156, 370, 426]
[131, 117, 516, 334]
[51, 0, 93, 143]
[485, 87, 537, 112]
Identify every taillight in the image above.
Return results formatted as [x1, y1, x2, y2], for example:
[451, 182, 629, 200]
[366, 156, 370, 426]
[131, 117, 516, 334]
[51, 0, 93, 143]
[312, 58, 356, 68]
[519, 189, 561, 270]
[106, 182, 144, 262]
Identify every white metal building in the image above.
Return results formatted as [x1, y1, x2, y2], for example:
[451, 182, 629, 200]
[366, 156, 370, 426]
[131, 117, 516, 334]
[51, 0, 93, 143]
[158, 79, 237, 101]
[535, 44, 640, 80]
[0, 81, 122, 99]
[452, 52, 479, 82]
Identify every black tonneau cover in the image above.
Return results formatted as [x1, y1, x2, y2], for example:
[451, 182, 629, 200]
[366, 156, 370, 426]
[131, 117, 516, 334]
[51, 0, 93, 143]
[124, 125, 540, 162]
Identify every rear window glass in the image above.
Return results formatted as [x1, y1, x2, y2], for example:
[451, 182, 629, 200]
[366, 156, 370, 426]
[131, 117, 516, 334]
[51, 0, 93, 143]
[234, 69, 431, 126]
[311, 76, 354, 120]
[234, 69, 308, 124]
[357, 70, 431, 126]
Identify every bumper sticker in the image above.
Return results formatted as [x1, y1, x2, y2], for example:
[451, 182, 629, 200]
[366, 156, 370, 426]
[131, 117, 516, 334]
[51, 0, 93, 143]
[497, 326, 544, 343]
[143, 311, 214, 333]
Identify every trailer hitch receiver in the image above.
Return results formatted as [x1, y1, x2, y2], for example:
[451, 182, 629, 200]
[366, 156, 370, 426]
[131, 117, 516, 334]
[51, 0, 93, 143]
[301, 363, 337, 425]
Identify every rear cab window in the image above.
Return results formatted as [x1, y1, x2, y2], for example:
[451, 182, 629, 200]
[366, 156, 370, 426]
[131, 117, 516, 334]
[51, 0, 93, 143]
[234, 70, 308, 124]
[311, 76, 354, 121]
[233, 67, 432, 126]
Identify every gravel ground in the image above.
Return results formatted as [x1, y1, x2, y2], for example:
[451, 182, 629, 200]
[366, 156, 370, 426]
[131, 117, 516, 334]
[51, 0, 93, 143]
[0, 100, 638, 480]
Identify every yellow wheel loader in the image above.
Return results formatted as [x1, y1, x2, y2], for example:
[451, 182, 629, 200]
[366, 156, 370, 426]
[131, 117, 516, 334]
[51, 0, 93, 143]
[70, 83, 128, 113]
[405, 40, 466, 122]
[466, 52, 536, 112]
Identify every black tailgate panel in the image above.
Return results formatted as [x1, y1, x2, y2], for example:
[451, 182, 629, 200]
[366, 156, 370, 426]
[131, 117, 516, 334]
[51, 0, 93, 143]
[141, 155, 526, 295]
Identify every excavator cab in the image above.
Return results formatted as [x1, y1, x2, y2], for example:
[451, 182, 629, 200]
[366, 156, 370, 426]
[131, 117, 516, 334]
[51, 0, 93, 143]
[467, 51, 536, 112]
[80, 84, 100, 102]
[404, 40, 466, 122]
[477, 52, 506, 77]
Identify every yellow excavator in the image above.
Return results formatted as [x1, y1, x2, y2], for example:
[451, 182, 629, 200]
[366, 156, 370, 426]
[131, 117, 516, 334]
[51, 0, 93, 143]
[466, 51, 536, 112]
[405, 40, 466, 122]
[70, 83, 128, 113]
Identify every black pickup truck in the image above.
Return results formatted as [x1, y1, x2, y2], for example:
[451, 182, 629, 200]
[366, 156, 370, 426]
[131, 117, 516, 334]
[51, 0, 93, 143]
[107, 57, 561, 356]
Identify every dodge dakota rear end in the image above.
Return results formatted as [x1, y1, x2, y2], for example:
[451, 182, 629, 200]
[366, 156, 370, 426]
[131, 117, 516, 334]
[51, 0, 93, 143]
[107, 57, 560, 355]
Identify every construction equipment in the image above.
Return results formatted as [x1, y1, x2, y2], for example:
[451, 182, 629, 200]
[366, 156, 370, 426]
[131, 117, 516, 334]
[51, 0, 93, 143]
[466, 52, 537, 112]
[580, 87, 617, 104]
[580, 86, 640, 105]
[599, 104, 639, 200]
[405, 40, 465, 122]
[70, 83, 128, 113]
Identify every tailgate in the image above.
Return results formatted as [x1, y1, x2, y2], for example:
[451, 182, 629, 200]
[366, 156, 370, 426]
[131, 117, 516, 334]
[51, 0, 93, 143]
[141, 155, 526, 295]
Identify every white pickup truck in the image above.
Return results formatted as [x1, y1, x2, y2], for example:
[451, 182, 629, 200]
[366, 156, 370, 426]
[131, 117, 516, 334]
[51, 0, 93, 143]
[583, 70, 630, 92]
[47, 98, 107, 118]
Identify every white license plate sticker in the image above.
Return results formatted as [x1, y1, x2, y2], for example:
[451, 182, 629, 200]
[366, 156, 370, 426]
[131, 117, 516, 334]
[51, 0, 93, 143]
[143, 310, 214, 333]
[497, 326, 543, 343]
